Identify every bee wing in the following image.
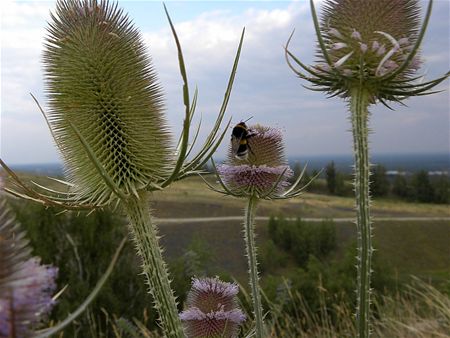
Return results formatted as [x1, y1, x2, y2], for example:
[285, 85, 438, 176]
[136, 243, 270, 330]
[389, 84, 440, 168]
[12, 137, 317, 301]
[231, 135, 242, 154]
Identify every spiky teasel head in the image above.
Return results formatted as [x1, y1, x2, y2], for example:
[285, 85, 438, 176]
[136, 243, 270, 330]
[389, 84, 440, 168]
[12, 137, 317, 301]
[43, 0, 170, 205]
[211, 124, 312, 199]
[1, 0, 244, 211]
[0, 200, 58, 337]
[180, 277, 245, 338]
[286, 0, 449, 106]
[218, 125, 292, 197]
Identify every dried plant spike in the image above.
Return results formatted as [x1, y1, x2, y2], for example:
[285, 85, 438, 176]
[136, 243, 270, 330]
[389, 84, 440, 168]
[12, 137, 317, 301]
[180, 277, 246, 338]
[44, 0, 171, 205]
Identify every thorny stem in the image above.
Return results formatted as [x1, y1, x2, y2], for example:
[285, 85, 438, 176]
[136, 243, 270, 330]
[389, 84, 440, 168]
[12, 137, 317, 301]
[350, 87, 372, 338]
[244, 195, 264, 338]
[124, 192, 184, 338]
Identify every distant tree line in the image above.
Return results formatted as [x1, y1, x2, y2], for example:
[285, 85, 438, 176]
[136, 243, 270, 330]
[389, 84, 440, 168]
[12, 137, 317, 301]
[207, 161, 448, 204]
[324, 161, 449, 204]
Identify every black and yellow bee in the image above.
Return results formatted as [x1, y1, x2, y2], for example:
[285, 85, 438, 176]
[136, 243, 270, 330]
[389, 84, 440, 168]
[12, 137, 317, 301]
[231, 120, 256, 159]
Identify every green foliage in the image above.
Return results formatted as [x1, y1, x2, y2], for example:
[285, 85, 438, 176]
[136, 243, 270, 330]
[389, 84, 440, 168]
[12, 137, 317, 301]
[432, 175, 450, 204]
[371, 165, 390, 197]
[412, 170, 435, 203]
[169, 235, 216, 307]
[391, 171, 448, 204]
[325, 161, 347, 196]
[262, 241, 396, 331]
[266, 216, 336, 267]
[325, 161, 337, 194]
[259, 239, 288, 273]
[392, 174, 412, 200]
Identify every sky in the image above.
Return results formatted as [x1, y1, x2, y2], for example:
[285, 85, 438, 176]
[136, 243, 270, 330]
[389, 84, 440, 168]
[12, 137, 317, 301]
[1, 0, 449, 165]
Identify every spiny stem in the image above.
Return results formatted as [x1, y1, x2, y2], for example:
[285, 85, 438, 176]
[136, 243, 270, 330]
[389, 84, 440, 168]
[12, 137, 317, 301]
[124, 192, 184, 338]
[244, 195, 264, 338]
[350, 87, 373, 338]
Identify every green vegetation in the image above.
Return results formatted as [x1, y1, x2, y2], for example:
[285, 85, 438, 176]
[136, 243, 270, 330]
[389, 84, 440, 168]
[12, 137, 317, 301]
[3, 174, 449, 336]
[322, 161, 450, 204]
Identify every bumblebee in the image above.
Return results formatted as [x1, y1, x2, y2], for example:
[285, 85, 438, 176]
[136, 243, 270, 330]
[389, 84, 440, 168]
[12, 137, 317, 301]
[231, 120, 255, 159]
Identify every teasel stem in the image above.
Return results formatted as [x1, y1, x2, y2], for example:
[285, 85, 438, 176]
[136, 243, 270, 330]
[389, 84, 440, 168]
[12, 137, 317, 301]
[350, 87, 372, 338]
[124, 192, 184, 338]
[244, 194, 264, 338]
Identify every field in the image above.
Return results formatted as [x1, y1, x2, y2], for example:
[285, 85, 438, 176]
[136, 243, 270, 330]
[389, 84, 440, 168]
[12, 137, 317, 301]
[6, 173, 450, 284]
[150, 176, 450, 218]
[140, 176, 449, 283]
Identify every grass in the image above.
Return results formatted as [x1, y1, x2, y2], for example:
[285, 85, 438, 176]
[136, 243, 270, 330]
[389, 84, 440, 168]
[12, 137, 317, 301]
[103, 277, 450, 338]
[158, 219, 450, 284]
[150, 175, 449, 218]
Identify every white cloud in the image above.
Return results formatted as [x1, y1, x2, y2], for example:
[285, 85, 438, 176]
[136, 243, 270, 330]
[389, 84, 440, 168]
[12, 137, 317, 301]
[1, 0, 449, 165]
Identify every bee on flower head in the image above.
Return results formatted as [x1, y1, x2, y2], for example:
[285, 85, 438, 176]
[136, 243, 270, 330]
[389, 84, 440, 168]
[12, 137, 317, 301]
[231, 117, 256, 159]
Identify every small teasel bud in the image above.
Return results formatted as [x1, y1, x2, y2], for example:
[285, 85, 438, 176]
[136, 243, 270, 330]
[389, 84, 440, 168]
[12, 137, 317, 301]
[218, 125, 293, 197]
[43, 0, 171, 205]
[180, 277, 246, 338]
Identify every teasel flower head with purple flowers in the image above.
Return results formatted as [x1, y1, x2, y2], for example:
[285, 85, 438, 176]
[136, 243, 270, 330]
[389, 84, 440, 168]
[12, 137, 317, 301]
[206, 123, 316, 337]
[210, 124, 314, 200]
[0, 200, 58, 337]
[285, 0, 449, 106]
[180, 277, 246, 338]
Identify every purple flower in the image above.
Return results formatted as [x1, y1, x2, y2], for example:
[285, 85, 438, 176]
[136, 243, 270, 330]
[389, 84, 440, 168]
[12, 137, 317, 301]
[217, 125, 293, 198]
[180, 278, 245, 338]
[0, 258, 58, 337]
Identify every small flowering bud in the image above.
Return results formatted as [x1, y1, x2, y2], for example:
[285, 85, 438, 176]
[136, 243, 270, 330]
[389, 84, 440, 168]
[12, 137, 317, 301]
[315, 63, 331, 73]
[376, 44, 387, 56]
[359, 43, 368, 53]
[371, 41, 380, 51]
[351, 29, 362, 41]
[331, 42, 347, 50]
[217, 125, 292, 198]
[180, 277, 245, 338]
[398, 37, 410, 46]
[328, 27, 343, 39]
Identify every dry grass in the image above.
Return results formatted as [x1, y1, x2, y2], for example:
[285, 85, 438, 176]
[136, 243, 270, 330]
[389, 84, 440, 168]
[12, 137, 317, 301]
[104, 278, 450, 338]
[5, 173, 449, 218]
[257, 278, 450, 338]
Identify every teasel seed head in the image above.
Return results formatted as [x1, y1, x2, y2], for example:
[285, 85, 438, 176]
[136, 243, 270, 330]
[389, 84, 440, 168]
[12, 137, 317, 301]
[286, 0, 449, 106]
[44, 0, 171, 205]
[180, 277, 245, 338]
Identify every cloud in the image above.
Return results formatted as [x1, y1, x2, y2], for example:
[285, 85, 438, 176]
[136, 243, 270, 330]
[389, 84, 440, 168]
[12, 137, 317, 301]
[1, 0, 448, 165]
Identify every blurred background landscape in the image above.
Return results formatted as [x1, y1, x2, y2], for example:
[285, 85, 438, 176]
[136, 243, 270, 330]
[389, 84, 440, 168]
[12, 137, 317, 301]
[3, 151, 449, 336]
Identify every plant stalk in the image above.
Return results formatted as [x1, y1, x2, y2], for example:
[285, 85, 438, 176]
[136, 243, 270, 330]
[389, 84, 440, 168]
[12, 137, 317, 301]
[244, 195, 264, 338]
[124, 192, 184, 338]
[350, 87, 372, 338]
